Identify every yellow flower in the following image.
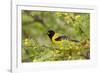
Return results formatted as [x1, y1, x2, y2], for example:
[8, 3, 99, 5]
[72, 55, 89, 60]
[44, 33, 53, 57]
[25, 38, 28, 42]
[25, 41, 28, 45]
[68, 56, 71, 59]
[75, 46, 79, 50]
[75, 15, 81, 20]
[55, 50, 59, 54]
[33, 59, 37, 62]
[56, 12, 62, 16]
[60, 46, 63, 49]
[24, 38, 28, 46]
[69, 46, 72, 49]
[64, 13, 68, 16]
[77, 51, 81, 55]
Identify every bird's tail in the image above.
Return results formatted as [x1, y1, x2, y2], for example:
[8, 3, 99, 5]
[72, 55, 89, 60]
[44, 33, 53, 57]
[62, 36, 80, 43]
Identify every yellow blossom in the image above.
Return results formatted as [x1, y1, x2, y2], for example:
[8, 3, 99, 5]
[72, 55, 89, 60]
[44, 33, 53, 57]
[68, 56, 71, 59]
[77, 51, 81, 55]
[55, 50, 59, 54]
[75, 15, 81, 20]
[24, 38, 28, 46]
[64, 13, 68, 16]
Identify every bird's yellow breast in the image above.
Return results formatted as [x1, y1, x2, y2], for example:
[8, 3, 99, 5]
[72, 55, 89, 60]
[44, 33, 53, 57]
[52, 33, 64, 45]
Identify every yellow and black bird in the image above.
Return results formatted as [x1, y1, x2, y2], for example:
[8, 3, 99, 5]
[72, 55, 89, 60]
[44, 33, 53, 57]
[47, 30, 79, 46]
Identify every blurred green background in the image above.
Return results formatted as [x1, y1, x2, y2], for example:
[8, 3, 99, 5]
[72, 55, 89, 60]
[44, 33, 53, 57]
[22, 10, 90, 62]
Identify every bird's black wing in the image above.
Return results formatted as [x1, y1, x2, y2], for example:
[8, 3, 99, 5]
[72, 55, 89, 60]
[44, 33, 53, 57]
[55, 36, 80, 42]
[55, 36, 70, 41]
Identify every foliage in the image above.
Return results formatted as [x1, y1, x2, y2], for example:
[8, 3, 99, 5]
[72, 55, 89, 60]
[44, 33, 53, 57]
[22, 10, 90, 62]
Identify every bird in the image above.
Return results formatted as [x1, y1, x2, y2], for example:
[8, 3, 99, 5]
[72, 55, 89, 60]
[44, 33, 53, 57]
[47, 30, 79, 46]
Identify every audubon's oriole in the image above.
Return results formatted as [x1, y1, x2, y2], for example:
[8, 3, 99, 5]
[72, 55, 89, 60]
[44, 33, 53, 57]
[47, 30, 79, 45]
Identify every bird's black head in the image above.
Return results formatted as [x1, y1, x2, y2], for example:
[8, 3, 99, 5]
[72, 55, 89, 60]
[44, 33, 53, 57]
[47, 30, 55, 40]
